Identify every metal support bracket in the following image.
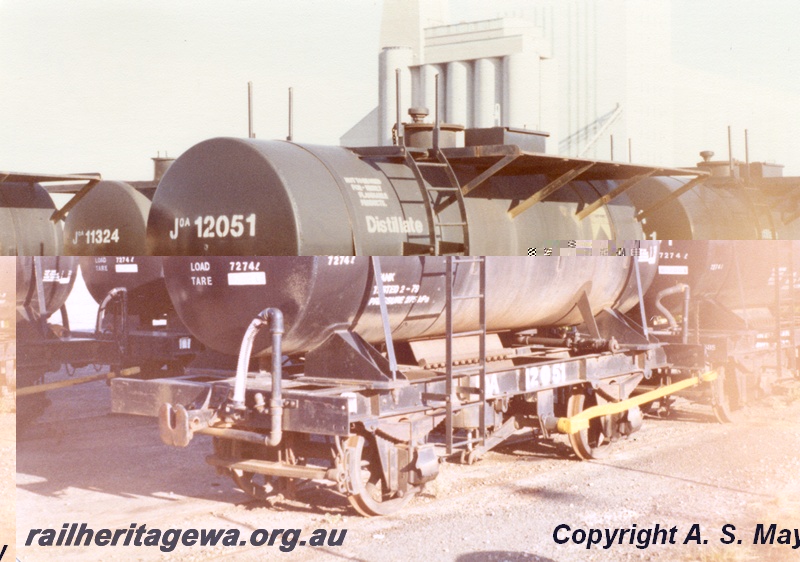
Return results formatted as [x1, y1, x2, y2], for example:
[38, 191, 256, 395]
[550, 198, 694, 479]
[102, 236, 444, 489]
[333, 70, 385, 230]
[372, 257, 398, 379]
[576, 290, 602, 340]
[460, 148, 521, 196]
[636, 173, 708, 221]
[50, 178, 101, 222]
[575, 170, 658, 221]
[461, 415, 517, 464]
[508, 162, 595, 219]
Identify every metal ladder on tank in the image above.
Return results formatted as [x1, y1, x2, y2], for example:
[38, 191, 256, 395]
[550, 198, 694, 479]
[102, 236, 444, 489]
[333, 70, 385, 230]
[403, 150, 470, 256]
[442, 256, 487, 455]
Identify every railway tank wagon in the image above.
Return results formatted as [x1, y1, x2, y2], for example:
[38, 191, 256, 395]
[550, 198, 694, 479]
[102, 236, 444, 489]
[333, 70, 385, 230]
[112, 248, 710, 516]
[639, 240, 800, 420]
[58, 155, 171, 256]
[15, 255, 198, 423]
[62, 177, 179, 352]
[60, 171, 198, 379]
[16, 256, 79, 419]
[626, 155, 800, 241]
[0, 171, 103, 256]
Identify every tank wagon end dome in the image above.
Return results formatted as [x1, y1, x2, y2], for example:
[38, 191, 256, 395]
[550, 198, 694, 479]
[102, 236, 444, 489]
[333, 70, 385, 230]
[147, 137, 356, 256]
[64, 180, 150, 256]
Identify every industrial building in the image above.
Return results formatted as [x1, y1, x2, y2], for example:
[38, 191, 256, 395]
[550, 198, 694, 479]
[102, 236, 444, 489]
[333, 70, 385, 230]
[342, 0, 798, 170]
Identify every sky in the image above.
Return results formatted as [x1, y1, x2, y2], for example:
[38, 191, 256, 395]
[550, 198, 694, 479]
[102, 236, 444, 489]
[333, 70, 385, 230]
[669, 0, 799, 95]
[1, 0, 798, 179]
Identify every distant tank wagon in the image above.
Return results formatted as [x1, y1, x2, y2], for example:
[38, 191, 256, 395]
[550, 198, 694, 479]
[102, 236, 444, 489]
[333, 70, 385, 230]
[0, 171, 102, 257]
[641, 240, 800, 421]
[63, 180, 152, 256]
[16, 256, 80, 405]
[0, 181, 65, 257]
[16, 256, 78, 318]
[15, 256, 197, 423]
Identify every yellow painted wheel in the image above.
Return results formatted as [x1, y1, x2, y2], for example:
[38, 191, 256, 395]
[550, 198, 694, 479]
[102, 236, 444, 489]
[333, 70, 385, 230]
[567, 389, 614, 460]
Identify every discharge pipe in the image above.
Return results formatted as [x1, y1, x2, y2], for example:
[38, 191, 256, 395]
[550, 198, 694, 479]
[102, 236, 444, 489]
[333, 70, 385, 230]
[232, 308, 285, 446]
[650, 284, 690, 344]
[95, 287, 128, 353]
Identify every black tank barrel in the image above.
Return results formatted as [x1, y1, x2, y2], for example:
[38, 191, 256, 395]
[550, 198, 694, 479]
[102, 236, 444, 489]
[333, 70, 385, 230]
[79, 256, 171, 320]
[0, 182, 64, 256]
[163, 247, 659, 357]
[147, 138, 647, 256]
[628, 178, 800, 240]
[646, 240, 800, 315]
[16, 256, 78, 317]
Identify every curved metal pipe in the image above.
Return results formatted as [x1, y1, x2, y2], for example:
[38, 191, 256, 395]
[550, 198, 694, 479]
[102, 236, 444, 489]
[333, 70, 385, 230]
[232, 308, 284, 447]
[654, 284, 689, 337]
[95, 287, 127, 332]
[95, 287, 128, 351]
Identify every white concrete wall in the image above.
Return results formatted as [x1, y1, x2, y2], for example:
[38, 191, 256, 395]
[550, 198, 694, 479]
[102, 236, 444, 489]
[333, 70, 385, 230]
[446, 60, 470, 126]
[411, 17, 555, 147]
[473, 57, 499, 127]
[414, 64, 443, 120]
[503, 50, 540, 130]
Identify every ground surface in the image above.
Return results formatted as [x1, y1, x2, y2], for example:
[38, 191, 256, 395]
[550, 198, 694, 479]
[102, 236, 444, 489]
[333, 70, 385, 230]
[0, 411, 14, 561]
[16, 366, 800, 562]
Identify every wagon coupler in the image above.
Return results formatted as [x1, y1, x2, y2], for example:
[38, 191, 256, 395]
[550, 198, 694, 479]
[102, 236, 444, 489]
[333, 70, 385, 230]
[159, 402, 216, 447]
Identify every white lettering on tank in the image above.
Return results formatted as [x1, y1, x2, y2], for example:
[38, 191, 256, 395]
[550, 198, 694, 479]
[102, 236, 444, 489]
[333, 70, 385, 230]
[366, 215, 424, 234]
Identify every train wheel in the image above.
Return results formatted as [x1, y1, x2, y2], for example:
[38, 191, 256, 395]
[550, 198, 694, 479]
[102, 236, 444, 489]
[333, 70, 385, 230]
[653, 374, 674, 418]
[567, 389, 613, 460]
[711, 367, 741, 424]
[346, 434, 416, 517]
